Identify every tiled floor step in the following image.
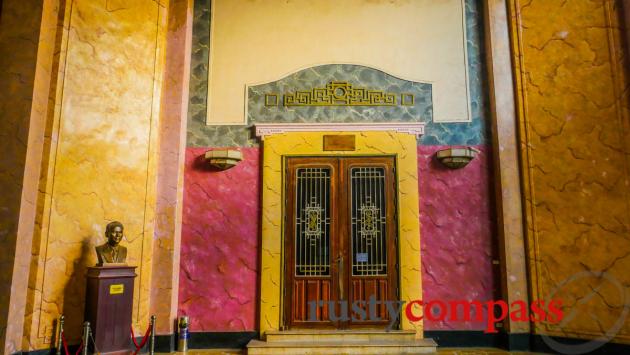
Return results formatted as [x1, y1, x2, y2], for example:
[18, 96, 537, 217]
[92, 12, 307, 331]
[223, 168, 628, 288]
[265, 329, 418, 342]
[246, 337, 437, 355]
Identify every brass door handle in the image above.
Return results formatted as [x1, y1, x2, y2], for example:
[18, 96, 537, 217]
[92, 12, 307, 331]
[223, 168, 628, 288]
[337, 255, 344, 300]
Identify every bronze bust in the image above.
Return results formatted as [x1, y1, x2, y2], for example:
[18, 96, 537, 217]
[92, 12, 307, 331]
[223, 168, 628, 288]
[95, 221, 128, 265]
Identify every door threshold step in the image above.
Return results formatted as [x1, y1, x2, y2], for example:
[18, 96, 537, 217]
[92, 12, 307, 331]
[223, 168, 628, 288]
[265, 329, 418, 342]
[266, 329, 417, 334]
[249, 339, 437, 346]
[246, 338, 437, 355]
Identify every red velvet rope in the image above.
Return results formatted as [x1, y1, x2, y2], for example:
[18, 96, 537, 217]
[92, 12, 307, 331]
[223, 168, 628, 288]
[75, 340, 83, 355]
[61, 332, 69, 355]
[130, 324, 152, 355]
[60, 332, 83, 355]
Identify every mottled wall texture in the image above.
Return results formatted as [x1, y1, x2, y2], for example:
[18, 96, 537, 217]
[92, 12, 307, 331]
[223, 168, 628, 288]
[10, 0, 168, 351]
[178, 148, 260, 331]
[1, 0, 193, 351]
[419, 146, 495, 330]
[179, 0, 497, 332]
[509, 0, 630, 343]
[0, 0, 50, 352]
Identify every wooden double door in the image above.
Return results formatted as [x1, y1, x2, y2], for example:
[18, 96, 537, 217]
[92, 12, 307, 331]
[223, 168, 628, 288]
[284, 156, 398, 329]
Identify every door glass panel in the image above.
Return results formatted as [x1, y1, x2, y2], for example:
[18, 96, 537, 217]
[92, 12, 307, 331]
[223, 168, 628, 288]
[350, 167, 387, 276]
[295, 168, 331, 276]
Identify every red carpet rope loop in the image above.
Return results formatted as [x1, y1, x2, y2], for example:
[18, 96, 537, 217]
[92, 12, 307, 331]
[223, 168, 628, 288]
[60, 332, 83, 355]
[130, 324, 152, 355]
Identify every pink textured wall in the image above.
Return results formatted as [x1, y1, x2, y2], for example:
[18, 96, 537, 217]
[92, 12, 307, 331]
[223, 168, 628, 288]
[178, 145, 495, 332]
[178, 147, 260, 331]
[419, 145, 496, 330]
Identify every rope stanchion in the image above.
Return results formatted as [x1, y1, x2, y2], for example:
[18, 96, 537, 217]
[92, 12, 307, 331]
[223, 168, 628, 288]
[56, 317, 152, 355]
[131, 323, 152, 355]
[81, 321, 90, 355]
[149, 315, 156, 355]
[88, 330, 102, 355]
[56, 315, 65, 355]
[81, 321, 91, 355]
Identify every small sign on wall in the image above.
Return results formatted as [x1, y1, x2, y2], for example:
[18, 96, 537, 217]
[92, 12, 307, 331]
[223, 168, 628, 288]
[323, 135, 356, 151]
[109, 284, 124, 295]
[356, 253, 369, 263]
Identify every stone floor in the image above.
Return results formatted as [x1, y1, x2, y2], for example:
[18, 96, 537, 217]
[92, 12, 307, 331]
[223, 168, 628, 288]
[159, 348, 546, 354]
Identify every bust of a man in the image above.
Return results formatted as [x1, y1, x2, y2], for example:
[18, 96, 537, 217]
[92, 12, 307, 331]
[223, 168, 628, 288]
[95, 221, 128, 265]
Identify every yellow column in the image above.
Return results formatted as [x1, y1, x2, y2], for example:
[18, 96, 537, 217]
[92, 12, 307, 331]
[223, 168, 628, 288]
[18, 0, 168, 349]
[258, 131, 423, 336]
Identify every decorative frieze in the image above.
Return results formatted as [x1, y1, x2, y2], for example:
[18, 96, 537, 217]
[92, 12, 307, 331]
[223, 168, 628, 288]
[254, 123, 425, 140]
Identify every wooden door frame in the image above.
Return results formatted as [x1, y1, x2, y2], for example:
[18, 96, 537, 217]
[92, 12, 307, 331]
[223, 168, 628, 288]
[342, 157, 399, 328]
[283, 157, 340, 329]
[283, 156, 399, 330]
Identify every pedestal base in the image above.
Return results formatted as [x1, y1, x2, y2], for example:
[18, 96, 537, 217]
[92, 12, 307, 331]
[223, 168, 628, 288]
[85, 265, 137, 354]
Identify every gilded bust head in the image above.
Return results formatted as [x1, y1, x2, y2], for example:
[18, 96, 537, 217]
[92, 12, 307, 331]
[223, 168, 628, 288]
[95, 221, 128, 265]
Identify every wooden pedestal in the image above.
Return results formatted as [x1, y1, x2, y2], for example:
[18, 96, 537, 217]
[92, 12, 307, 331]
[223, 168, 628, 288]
[85, 266, 137, 354]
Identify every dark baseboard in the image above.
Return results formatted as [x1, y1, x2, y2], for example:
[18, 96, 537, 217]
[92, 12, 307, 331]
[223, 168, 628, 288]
[13, 345, 79, 355]
[188, 331, 258, 349]
[15, 339, 154, 354]
[498, 332, 531, 351]
[17, 331, 630, 354]
[135, 332, 259, 352]
[154, 333, 176, 352]
[150, 331, 260, 352]
[12, 351, 53, 355]
[424, 330, 503, 348]
[425, 330, 630, 354]
[425, 330, 532, 350]
[529, 334, 630, 355]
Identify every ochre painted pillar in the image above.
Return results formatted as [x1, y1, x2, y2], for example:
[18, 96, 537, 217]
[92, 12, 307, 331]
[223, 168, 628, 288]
[16, 0, 169, 351]
[483, 0, 530, 335]
[150, 0, 193, 337]
[509, 0, 630, 343]
[0, 0, 62, 353]
[1, 0, 188, 352]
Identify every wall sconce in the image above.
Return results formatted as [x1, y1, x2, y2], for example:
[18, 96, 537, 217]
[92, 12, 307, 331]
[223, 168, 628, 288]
[204, 149, 243, 170]
[435, 147, 479, 169]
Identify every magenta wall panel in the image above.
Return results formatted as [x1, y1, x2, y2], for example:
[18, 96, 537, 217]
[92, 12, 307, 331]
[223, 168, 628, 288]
[178, 145, 495, 331]
[178, 147, 261, 331]
[419, 145, 495, 330]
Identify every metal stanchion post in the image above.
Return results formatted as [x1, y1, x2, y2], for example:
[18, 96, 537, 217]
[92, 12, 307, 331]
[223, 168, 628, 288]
[82, 321, 90, 355]
[149, 315, 156, 355]
[56, 315, 65, 355]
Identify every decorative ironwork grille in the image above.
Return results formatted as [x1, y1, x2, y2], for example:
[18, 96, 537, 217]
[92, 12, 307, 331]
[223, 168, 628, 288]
[295, 168, 331, 276]
[351, 167, 387, 276]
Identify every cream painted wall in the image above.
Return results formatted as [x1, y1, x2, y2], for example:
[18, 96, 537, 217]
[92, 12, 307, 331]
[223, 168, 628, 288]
[207, 0, 470, 125]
